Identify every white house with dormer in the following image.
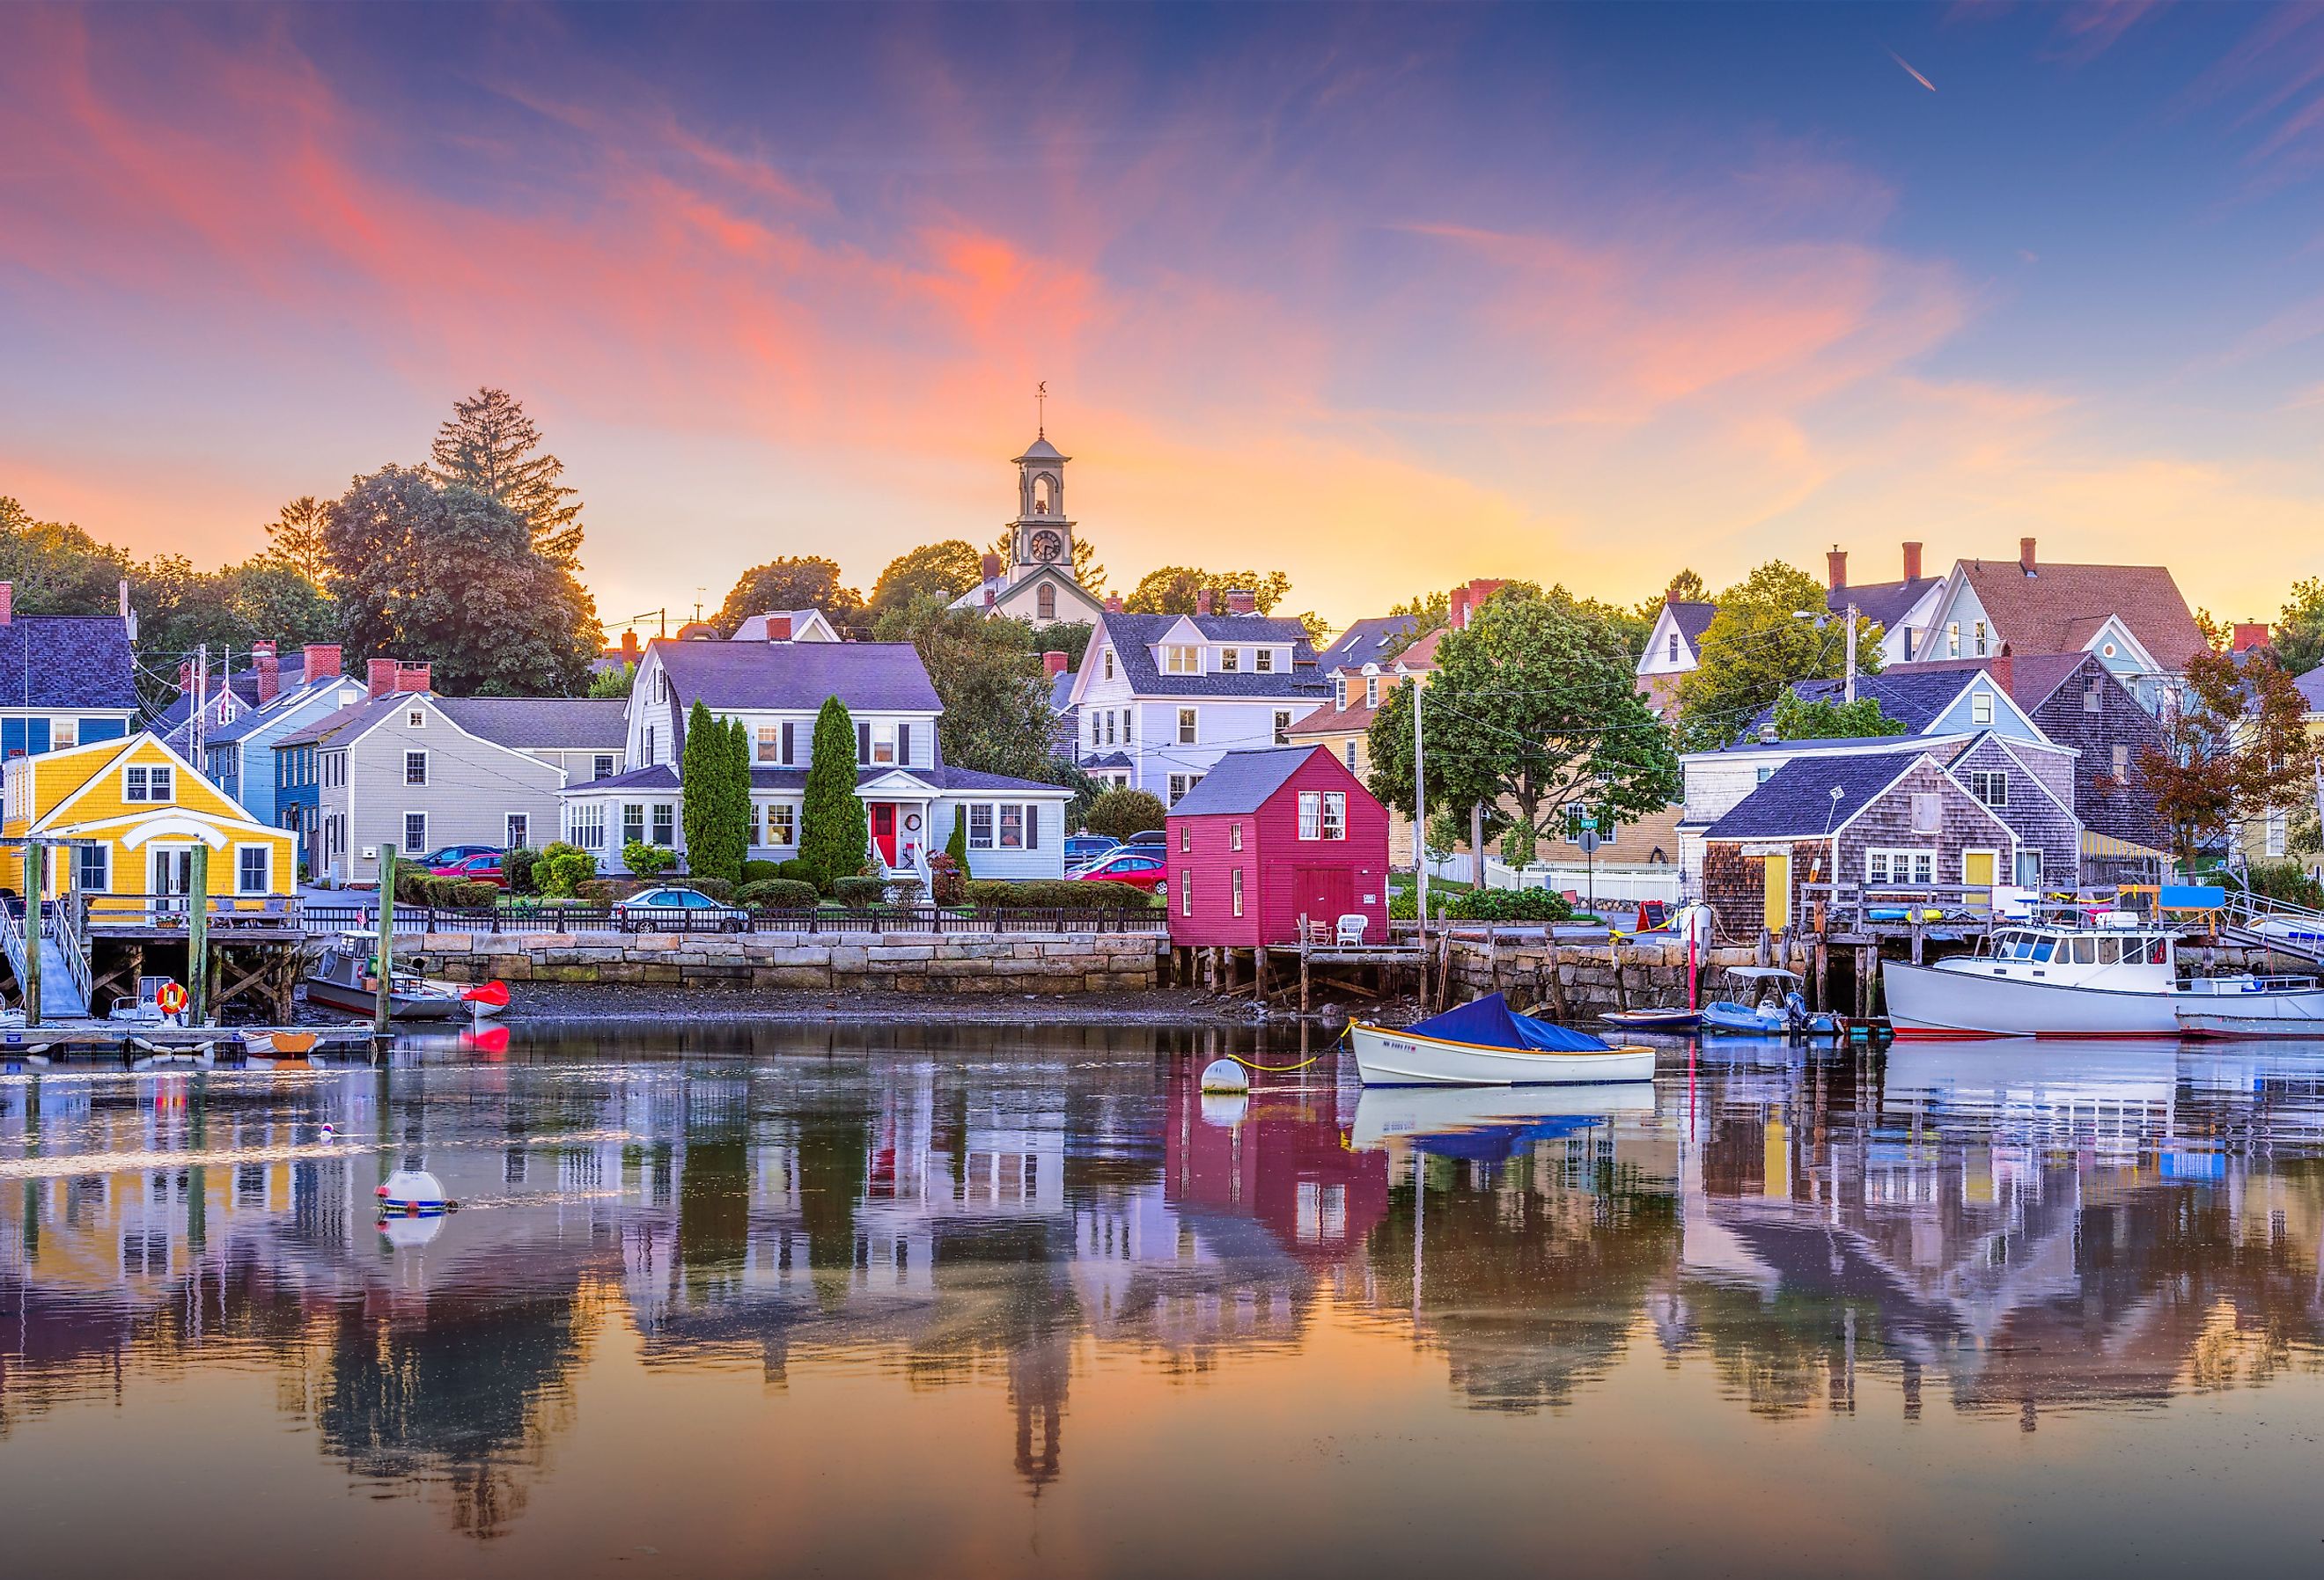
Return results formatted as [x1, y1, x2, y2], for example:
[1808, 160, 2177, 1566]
[1068, 601, 1331, 805]
[564, 630, 1070, 879]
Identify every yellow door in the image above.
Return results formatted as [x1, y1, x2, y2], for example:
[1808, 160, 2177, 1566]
[1763, 853, 1790, 931]
[1963, 849, 1996, 910]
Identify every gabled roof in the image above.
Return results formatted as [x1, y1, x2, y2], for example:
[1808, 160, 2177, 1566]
[1667, 601, 1718, 649]
[1166, 746, 1326, 816]
[730, 608, 840, 642]
[208, 675, 362, 745]
[1747, 670, 1987, 739]
[271, 694, 405, 750]
[2298, 665, 2324, 714]
[1954, 558, 2205, 668]
[1393, 627, 1445, 672]
[1283, 696, 1378, 736]
[1320, 616, 1418, 675]
[434, 697, 628, 750]
[0, 617, 137, 711]
[1838, 576, 1940, 633]
[652, 638, 940, 713]
[1705, 749, 1930, 840]
[568, 761, 1066, 796]
[1086, 612, 1328, 702]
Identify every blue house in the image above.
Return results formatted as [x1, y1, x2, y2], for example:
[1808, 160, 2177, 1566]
[0, 584, 138, 758]
[196, 644, 367, 842]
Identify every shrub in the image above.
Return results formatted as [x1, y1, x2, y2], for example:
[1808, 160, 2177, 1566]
[739, 878, 819, 910]
[576, 878, 620, 906]
[886, 875, 926, 907]
[437, 878, 501, 910]
[927, 851, 966, 906]
[945, 805, 971, 878]
[539, 849, 597, 898]
[623, 841, 678, 878]
[833, 875, 888, 910]
[964, 878, 1153, 910]
[503, 846, 541, 894]
[1441, 886, 1573, 922]
[2244, 860, 2324, 911]
[776, 857, 814, 884]
[680, 700, 751, 886]
[685, 877, 736, 903]
[1085, 787, 1167, 843]
[742, 859, 783, 886]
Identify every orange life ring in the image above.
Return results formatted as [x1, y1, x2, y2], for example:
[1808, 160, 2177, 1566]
[156, 981, 189, 1014]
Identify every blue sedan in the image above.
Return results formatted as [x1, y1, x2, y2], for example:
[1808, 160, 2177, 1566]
[613, 886, 753, 932]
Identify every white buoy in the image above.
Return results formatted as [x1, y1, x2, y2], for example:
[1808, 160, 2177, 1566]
[377, 1169, 451, 1216]
[1200, 1057, 1249, 1094]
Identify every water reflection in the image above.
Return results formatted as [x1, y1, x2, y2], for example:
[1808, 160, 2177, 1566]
[6, 1026, 2324, 1567]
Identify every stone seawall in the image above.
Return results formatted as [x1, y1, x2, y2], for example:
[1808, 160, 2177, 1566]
[1441, 937, 1755, 1018]
[396, 930, 1163, 994]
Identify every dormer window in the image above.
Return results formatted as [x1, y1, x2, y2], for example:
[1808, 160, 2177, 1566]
[1254, 649, 1275, 673]
[1364, 675, 1379, 709]
[1165, 644, 1201, 675]
[1667, 633, 1680, 663]
[1219, 646, 1239, 672]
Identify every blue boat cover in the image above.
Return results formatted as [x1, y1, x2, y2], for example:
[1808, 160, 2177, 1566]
[2159, 885, 2226, 911]
[1405, 992, 1613, 1052]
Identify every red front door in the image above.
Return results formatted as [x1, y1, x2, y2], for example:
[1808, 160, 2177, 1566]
[872, 803, 897, 865]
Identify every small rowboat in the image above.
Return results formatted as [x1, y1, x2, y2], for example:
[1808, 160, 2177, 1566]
[1352, 992, 1655, 1087]
[1600, 1007, 1703, 1032]
[242, 1031, 323, 1056]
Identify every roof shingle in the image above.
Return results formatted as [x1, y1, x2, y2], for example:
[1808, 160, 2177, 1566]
[1956, 558, 2205, 668]
[1705, 749, 1930, 840]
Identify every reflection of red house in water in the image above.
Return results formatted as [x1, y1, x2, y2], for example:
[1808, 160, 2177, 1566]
[1164, 1057, 1389, 1264]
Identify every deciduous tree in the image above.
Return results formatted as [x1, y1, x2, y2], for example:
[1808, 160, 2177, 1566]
[1673, 561, 1884, 752]
[872, 594, 1056, 779]
[2275, 577, 2324, 680]
[323, 466, 600, 695]
[714, 555, 864, 636]
[1084, 788, 1166, 842]
[427, 386, 585, 568]
[2139, 646, 2321, 871]
[1123, 566, 1293, 617]
[1366, 588, 1680, 857]
[869, 540, 985, 618]
[1770, 691, 1906, 739]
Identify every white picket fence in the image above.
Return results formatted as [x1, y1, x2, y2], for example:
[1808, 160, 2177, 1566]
[1482, 856, 1682, 907]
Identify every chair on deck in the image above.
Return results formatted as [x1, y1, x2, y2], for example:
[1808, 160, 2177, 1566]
[1335, 913, 1369, 947]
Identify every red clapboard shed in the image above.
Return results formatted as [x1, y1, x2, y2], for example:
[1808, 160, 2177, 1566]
[1165, 746, 1391, 948]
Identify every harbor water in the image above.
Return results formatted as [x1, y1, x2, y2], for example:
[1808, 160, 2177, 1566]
[5, 1022, 2324, 1576]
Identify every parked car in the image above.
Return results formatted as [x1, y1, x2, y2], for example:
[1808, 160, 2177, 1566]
[428, 853, 506, 887]
[416, 844, 499, 869]
[612, 886, 752, 932]
[1125, 829, 1166, 849]
[1071, 849, 1167, 896]
[1063, 834, 1120, 867]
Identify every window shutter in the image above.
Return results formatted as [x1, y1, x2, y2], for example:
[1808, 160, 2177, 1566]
[898, 723, 912, 765]
[857, 722, 870, 763]
[1911, 791, 1941, 834]
[782, 722, 794, 764]
[1026, 805, 1039, 849]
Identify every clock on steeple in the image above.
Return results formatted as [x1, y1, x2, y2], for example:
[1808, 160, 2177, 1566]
[1010, 415, 1077, 578]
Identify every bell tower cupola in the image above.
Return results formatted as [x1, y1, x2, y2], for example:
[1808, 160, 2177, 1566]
[1009, 396, 1076, 576]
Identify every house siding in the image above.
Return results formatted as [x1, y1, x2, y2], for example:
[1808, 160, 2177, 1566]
[2023, 654, 2170, 874]
[1165, 751, 1390, 948]
[331, 702, 567, 883]
[1949, 735, 2079, 889]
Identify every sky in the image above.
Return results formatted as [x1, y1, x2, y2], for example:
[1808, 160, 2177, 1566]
[3, 1, 2322, 636]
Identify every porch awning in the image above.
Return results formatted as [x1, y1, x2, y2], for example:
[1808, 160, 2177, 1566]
[2080, 828, 2169, 861]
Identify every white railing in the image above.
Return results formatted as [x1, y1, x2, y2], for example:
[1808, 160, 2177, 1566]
[1483, 856, 1682, 906]
[51, 899, 92, 1012]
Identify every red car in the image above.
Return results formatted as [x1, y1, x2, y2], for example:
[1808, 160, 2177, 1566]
[1072, 848, 1166, 896]
[429, 853, 507, 887]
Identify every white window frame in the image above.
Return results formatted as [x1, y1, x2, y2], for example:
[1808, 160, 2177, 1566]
[1364, 675, 1379, 709]
[762, 803, 797, 846]
[53, 718, 76, 750]
[506, 813, 529, 849]
[651, 803, 675, 846]
[2111, 744, 2129, 781]
[1254, 649, 1275, 673]
[593, 753, 616, 780]
[1970, 692, 1994, 727]
[1298, 790, 1345, 841]
[124, 763, 174, 804]
[1232, 867, 1245, 917]
[236, 843, 272, 895]
[757, 725, 783, 763]
[1180, 873, 1192, 915]
[407, 708, 426, 729]
[1865, 847, 1936, 885]
[969, 804, 995, 849]
[1343, 741, 1358, 773]
[621, 803, 646, 847]
[1103, 649, 1116, 682]
[870, 722, 898, 766]
[401, 812, 429, 856]
[1165, 644, 1201, 675]
[1274, 709, 1292, 746]
[404, 749, 429, 787]
[2267, 807, 2289, 858]
[1230, 822, 1243, 852]
[1177, 708, 1197, 745]
[76, 841, 109, 893]
[1967, 769, 2006, 807]
[1219, 646, 1239, 672]
[567, 801, 606, 850]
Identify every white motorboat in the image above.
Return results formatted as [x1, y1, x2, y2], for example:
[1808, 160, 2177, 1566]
[1883, 912, 2319, 1039]
[1350, 992, 1656, 1086]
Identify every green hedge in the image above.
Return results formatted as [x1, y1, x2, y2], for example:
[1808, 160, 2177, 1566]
[741, 859, 783, 886]
[1443, 886, 1573, 922]
[391, 869, 499, 911]
[686, 877, 737, 903]
[832, 875, 888, 910]
[739, 878, 820, 910]
[963, 878, 1154, 910]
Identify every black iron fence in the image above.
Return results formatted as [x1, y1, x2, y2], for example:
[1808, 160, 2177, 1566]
[301, 902, 1167, 937]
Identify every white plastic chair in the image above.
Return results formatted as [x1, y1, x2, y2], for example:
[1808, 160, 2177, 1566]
[1335, 913, 1369, 947]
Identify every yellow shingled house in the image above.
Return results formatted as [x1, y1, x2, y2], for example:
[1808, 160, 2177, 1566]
[0, 732, 298, 919]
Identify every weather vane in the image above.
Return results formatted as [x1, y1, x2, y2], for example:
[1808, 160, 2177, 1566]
[1036, 379, 1047, 437]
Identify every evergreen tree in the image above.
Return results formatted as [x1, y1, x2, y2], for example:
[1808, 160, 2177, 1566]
[798, 695, 868, 890]
[264, 495, 332, 584]
[945, 803, 971, 878]
[427, 387, 585, 568]
[728, 715, 754, 868]
[680, 701, 746, 884]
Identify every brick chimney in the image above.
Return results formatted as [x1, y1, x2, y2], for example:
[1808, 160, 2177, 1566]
[2232, 621, 2271, 653]
[1449, 586, 1470, 629]
[2019, 537, 2038, 576]
[619, 630, 640, 663]
[302, 643, 342, 680]
[367, 658, 398, 698]
[1104, 592, 1124, 614]
[1195, 589, 1215, 616]
[1902, 541, 1923, 582]
[251, 639, 276, 658]
[1042, 650, 1070, 676]
[981, 551, 1001, 583]
[179, 658, 193, 692]
[254, 649, 282, 705]
[1224, 587, 1256, 616]
[396, 662, 431, 694]
[984, 586, 997, 610]
[1460, 578, 1508, 627]
[1827, 547, 1847, 592]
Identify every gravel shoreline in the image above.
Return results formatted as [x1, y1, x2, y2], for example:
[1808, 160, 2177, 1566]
[494, 982, 1280, 1025]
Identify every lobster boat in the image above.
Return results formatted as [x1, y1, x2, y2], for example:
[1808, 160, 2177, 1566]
[303, 937, 464, 1021]
[1351, 993, 1655, 1087]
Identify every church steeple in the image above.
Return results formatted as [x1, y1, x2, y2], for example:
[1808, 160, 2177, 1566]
[1010, 410, 1074, 576]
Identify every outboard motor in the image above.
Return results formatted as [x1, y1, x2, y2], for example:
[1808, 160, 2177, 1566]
[1783, 990, 1810, 1032]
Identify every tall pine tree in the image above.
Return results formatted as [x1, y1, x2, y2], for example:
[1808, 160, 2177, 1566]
[798, 695, 868, 892]
[428, 386, 585, 568]
[680, 700, 749, 884]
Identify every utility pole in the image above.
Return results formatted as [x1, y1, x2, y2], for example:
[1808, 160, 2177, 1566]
[1844, 602, 1859, 707]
